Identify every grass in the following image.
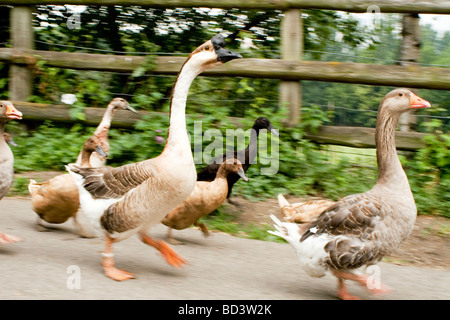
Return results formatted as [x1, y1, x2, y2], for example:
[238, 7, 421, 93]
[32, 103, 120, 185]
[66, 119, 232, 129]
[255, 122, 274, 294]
[7, 176, 31, 196]
[200, 207, 285, 243]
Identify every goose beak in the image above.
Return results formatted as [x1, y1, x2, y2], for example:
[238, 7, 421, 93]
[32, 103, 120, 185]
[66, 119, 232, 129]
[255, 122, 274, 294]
[6, 104, 22, 120]
[268, 124, 280, 137]
[212, 34, 242, 63]
[411, 93, 431, 109]
[126, 103, 138, 113]
[95, 145, 108, 157]
[237, 168, 249, 182]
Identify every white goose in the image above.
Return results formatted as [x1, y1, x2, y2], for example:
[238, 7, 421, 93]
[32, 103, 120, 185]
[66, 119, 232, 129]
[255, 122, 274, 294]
[67, 34, 241, 281]
[0, 101, 23, 244]
[269, 89, 431, 299]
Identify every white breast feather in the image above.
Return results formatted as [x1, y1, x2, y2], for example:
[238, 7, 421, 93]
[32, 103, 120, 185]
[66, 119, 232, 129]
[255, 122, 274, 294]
[66, 165, 125, 235]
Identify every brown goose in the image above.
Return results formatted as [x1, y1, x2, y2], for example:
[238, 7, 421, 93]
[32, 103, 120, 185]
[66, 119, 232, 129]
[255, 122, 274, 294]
[0, 101, 23, 244]
[29, 136, 107, 228]
[67, 34, 241, 281]
[162, 159, 248, 244]
[269, 89, 431, 300]
[75, 97, 136, 167]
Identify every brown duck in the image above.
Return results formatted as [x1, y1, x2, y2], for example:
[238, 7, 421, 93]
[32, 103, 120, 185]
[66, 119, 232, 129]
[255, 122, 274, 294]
[28, 97, 133, 236]
[29, 136, 107, 229]
[162, 159, 248, 244]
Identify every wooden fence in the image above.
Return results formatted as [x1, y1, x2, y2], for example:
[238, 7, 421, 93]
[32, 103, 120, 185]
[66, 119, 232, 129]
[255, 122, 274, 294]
[1, 0, 449, 150]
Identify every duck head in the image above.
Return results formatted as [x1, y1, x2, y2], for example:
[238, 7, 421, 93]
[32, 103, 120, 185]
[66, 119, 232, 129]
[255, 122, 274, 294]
[223, 158, 249, 181]
[4, 133, 18, 146]
[253, 117, 279, 137]
[109, 97, 137, 113]
[83, 136, 108, 158]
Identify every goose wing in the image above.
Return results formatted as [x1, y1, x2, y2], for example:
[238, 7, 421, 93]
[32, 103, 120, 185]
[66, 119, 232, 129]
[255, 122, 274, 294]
[69, 161, 154, 199]
[301, 192, 384, 270]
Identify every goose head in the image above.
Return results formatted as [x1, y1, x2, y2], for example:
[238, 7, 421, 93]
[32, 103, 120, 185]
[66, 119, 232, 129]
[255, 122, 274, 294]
[108, 97, 137, 113]
[82, 136, 108, 158]
[223, 158, 249, 181]
[0, 101, 22, 120]
[380, 88, 430, 116]
[185, 34, 242, 74]
[253, 117, 279, 136]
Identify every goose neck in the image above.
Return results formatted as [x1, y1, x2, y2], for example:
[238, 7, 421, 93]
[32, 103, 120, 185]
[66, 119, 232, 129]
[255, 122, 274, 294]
[375, 109, 408, 188]
[164, 62, 200, 153]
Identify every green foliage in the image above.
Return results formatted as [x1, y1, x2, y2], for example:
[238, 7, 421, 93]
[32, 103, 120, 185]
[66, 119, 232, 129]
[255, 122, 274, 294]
[402, 134, 450, 217]
[11, 122, 92, 171]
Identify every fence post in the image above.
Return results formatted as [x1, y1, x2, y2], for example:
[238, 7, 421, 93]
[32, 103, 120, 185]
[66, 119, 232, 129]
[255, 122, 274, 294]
[279, 9, 302, 127]
[398, 13, 421, 132]
[9, 6, 34, 101]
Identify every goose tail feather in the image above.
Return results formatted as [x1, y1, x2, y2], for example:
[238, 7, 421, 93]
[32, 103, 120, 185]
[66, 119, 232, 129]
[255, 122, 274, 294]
[268, 214, 301, 245]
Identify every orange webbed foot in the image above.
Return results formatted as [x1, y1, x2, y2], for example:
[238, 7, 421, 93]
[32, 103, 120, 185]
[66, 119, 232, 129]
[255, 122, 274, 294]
[0, 231, 22, 244]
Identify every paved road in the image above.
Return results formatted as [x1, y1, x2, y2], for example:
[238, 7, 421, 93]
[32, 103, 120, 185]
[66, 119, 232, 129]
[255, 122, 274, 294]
[0, 197, 449, 300]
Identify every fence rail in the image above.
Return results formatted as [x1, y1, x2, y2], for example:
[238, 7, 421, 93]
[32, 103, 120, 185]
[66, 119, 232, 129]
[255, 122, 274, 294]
[2, 48, 450, 90]
[11, 101, 428, 151]
[1, 0, 450, 14]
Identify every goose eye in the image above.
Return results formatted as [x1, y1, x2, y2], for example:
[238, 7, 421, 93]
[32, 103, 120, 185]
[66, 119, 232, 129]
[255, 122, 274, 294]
[399, 93, 403, 97]
[204, 46, 210, 51]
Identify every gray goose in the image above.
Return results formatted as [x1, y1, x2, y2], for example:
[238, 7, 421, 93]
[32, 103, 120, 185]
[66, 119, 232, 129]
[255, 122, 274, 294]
[67, 35, 241, 281]
[162, 158, 248, 244]
[269, 89, 431, 300]
[0, 101, 23, 244]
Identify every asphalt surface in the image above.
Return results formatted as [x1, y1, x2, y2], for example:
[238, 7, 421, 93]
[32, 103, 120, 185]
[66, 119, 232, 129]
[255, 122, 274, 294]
[0, 197, 449, 300]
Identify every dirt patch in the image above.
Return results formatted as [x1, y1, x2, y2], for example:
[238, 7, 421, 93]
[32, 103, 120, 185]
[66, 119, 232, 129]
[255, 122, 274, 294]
[227, 196, 450, 270]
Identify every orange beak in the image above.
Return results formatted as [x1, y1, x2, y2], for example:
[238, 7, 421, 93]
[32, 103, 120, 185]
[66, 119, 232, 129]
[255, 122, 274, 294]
[411, 93, 431, 109]
[6, 104, 23, 120]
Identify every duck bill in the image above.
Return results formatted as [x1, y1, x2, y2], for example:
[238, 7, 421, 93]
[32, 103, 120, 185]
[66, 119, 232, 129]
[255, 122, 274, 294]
[268, 124, 280, 137]
[212, 34, 242, 63]
[237, 168, 249, 182]
[411, 93, 431, 109]
[7, 138, 18, 147]
[95, 145, 108, 157]
[126, 103, 138, 113]
[6, 104, 23, 120]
